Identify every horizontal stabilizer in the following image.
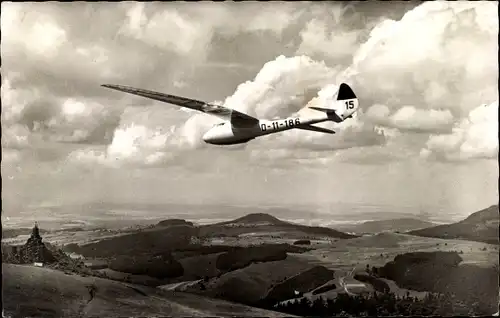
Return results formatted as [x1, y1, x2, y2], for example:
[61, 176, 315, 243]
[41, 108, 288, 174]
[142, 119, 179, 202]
[309, 107, 343, 123]
[295, 124, 335, 134]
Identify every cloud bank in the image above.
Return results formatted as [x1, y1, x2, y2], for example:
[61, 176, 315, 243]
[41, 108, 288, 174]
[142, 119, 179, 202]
[1, 1, 497, 170]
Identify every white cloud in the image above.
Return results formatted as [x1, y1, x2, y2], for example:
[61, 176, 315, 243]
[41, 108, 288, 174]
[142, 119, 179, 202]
[421, 101, 499, 161]
[365, 104, 454, 133]
[349, 1, 498, 115]
[118, 2, 304, 65]
[1, 4, 67, 59]
[296, 16, 361, 61]
[68, 124, 176, 167]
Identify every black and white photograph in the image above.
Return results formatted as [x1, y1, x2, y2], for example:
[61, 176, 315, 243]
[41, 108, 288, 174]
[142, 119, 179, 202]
[1, 1, 499, 317]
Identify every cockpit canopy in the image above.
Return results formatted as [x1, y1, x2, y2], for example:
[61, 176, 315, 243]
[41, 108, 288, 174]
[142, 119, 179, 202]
[215, 122, 226, 127]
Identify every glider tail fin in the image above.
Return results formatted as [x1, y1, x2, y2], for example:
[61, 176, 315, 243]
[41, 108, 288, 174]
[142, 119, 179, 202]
[309, 83, 359, 122]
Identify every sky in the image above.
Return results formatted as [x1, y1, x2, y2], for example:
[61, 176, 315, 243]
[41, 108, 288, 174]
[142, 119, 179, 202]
[1, 1, 498, 221]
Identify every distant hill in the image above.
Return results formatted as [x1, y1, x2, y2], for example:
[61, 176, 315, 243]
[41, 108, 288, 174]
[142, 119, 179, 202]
[2, 227, 49, 239]
[156, 219, 194, 227]
[408, 205, 499, 244]
[2, 264, 291, 317]
[200, 213, 357, 239]
[218, 213, 288, 226]
[337, 218, 437, 234]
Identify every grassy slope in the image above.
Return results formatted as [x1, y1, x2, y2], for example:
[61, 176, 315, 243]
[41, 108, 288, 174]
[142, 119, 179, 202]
[2, 264, 292, 318]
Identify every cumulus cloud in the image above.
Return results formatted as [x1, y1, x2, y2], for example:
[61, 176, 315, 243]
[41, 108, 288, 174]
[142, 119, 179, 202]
[365, 104, 454, 133]
[117, 1, 307, 75]
[349, 1, 498, 116]
[421, 101, 499, 161]
[296, 7, 362, 63]
[1, 78, 122, 146]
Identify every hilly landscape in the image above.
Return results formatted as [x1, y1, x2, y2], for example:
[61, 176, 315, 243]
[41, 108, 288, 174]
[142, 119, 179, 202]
[409, 205, 499, 244]
[2, 205, 499, 317]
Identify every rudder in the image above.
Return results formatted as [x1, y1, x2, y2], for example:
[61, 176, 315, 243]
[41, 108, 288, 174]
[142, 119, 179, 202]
[337, 83, 357, 101]
[309, 83, 359, 122]
[335, 83, 359, 120]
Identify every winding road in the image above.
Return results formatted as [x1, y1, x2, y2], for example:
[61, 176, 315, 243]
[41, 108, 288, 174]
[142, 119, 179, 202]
[338, 267, 370, 296]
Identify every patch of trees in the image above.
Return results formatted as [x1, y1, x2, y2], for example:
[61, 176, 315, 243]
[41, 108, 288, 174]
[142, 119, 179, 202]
[374, 251, 498, 315]
[215, 245, 288, 272]
[293, 240, 311, 245]
[170, 244, 241, 259]
[71, 225, 198, 258]
[215, 243, 310, 272]
[280, 224, 358, 239]
[271, 291, 485, 317]
[156, 219, 194, 227]
[353, 272, 390, 293]
[109, 254, 184, 279]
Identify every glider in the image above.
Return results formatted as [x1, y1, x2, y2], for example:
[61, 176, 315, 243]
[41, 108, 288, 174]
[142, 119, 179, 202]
[101, 83, 359, 145]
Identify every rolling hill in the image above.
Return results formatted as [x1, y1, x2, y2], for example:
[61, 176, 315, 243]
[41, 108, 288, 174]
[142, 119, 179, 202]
[2, 264, 292, 317]
[63, 224, 198, 258]
[199, 213, 358, 239]
[337, 218, 437, 234]
[166, 256, 322, 306]
[408, 205, 499, 244]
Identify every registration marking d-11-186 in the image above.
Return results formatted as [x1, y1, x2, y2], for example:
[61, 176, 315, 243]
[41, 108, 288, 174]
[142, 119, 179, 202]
[260, 118, 301, 131]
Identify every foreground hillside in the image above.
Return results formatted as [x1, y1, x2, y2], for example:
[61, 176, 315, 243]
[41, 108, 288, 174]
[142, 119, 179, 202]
[2, 264, 292, 318]
[409, 205, 499, 244]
